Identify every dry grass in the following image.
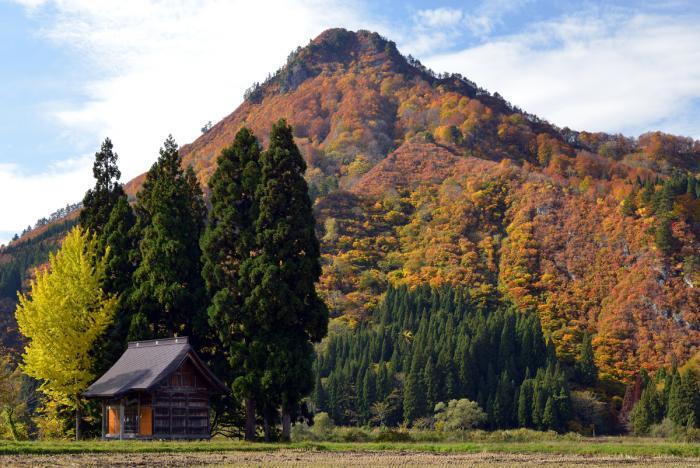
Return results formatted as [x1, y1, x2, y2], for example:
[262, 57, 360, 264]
[2, 449, 700, 467]
[2, 437, 700, 467]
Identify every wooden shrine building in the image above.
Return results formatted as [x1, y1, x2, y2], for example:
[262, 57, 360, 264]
[83, 337, 227, 440]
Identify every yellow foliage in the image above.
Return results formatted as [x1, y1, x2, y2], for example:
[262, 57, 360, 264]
[33, 400, 69, 440]
[15, 227, 117, 410]
[433, 125, 461, 144]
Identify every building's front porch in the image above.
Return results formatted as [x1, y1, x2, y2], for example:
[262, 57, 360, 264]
[102, 393, 153, 440]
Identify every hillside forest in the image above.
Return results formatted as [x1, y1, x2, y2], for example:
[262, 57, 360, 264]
[1, 28, 700, 441]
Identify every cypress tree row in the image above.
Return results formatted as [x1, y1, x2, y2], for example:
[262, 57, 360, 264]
[130, 136, 207, 340]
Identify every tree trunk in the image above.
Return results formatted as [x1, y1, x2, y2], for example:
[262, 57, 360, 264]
[263, 415, 271, 442]
[244, 398, 256, 441]
[75, 404, 82, 441]
[281, 411, 291, 442]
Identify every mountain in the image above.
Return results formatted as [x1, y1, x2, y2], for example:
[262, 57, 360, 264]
[3, 28, 700, 384]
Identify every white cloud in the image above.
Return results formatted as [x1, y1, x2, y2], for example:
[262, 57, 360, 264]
[0, 157, 91, 243]
[407, 1, 531, 55]
[414, 8, 464, 28]
[423, 12, 700, 138]
[2, 0, 386, 241]
[463, 0, 532, 37]
[408, 7, 464, 56]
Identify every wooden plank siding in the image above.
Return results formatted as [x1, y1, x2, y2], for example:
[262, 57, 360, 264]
[103, 359, 214, 439]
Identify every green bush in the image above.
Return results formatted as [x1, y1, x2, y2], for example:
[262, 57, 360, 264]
[649, 418, 676, 438]
[374, 429, 413, 442]
[311, 412, 335, 440]
[290, 422, 316, 441]
[434, 399, 487, 431]
[681, 427, 700, 443]
[335, 427, 372, 442]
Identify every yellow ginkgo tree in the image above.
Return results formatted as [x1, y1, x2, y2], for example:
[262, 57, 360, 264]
[15, 226, 116, 440]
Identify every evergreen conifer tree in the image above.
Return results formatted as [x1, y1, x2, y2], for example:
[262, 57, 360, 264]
[81, 138, 136, 375]
[249, 120, 328, 440]
[666, 371, 687, 426]
[312, 368, 328, 413]
[130, 136, 207, 340]
[424, 356, 438, 412]
[403, 353, 427, 424]
[363, 369, 376, 418]
[517, 380, 532, 427]
[80, 138, 126, 235]
[655, 216, 675, 255]
[684, 372, 700, 427]
[542, 396, 558, 431]
[201, 128, 262, 440]
[93, 196, 137, 374]
[575, 333, 598, 386]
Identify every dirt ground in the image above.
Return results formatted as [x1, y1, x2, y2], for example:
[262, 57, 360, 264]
[2, 450, 700, 467]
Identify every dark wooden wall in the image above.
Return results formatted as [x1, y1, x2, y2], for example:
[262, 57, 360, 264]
[152, 360, 211, 438]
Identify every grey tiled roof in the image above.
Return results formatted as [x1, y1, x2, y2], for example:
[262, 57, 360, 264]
[83, 337, 226, 398]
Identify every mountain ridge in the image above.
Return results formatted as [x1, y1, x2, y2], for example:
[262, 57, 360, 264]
[3, 28, 700, 384]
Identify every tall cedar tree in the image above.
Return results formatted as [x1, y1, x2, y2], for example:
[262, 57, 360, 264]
[130, 136, 207, 341]
[80, 138, 125, 234]
[80, 138, 135, 376]
[201, 128, 262, 440]
[250, 120, 328, 440]
[93, 196, 137, 375]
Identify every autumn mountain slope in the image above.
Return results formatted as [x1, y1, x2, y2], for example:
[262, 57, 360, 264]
[4, 28, 700, 384]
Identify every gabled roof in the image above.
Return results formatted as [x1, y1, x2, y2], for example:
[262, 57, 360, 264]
[83, 337, 227, 398]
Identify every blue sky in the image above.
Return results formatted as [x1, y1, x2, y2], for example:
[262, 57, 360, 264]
[1, 0, 700, 244]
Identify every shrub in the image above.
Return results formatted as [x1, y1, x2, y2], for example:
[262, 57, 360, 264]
[681, 427, 700, 443]
[434, 399, 487, 431]
[311, 412, 335, 439]
[570, 390, 607, 435]
[375, 428, 413, 442]
[335, 426, 372, 442]
[291, 422, 316, 441]
[649, 418, 676, 438]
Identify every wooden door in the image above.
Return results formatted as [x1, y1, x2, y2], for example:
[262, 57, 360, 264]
[107, 406, 120, 435]
[139, 406, 153, 436]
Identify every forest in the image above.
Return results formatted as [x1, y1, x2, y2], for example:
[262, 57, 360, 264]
[314, 285, 571, 431]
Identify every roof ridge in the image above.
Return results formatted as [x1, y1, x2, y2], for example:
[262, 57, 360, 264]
[128, 336, 189, 348]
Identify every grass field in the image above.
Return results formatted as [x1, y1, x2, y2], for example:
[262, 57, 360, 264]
[1, 438, 700, 466]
